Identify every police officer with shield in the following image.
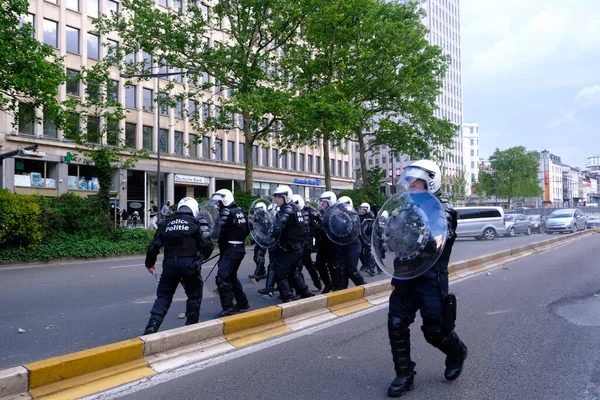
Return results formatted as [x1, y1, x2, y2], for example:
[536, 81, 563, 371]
[249, 203, 268, 282]
[292, 194, 323, 292]
[211, 189, 251, 318]
[383, 160, 467, 397]
[271, 186, 314, 302]
[335, 196, 366, 289]
[143, 198, 214, 335]
[358, 202, 377, 276]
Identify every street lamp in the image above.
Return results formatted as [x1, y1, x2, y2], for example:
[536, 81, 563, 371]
[0, 144, 44, 189]
[120, 69, 195, 222]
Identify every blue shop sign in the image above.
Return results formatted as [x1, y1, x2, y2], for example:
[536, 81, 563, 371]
[294, 178, 322, 186]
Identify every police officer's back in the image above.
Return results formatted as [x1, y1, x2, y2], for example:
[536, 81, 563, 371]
[143, 197, 214, 335]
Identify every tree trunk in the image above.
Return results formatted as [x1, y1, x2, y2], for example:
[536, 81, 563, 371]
[243, 113, 254, 195]
[355, 126, 369, 192]
[323, 131, 331, 191]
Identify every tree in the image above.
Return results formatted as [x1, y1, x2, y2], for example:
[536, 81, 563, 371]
[1, 0, 66, 125]
[452, 167, 467, 200]
[484, 146, 542, 206]
[476, 170, 495, 200]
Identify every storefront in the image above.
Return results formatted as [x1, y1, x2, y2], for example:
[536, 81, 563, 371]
[174, 174, 209, 202]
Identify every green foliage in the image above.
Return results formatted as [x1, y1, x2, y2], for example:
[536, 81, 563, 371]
[233, 192, 260, 213]
[0, 229, 153, 262]
[481, 147, 543, 203]
[45, 193, 103, 236]
[0, 189, 45, 248]
[0, 0, 66, 125]
[338, 189, 386, 212]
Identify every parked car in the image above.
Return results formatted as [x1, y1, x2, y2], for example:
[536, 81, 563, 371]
[586, 215, 600, 229]
[527, 215, 545, 233]
[546, 209, 587, 234]
[504, 214, 532, 237]
[455, 206, 506, 240]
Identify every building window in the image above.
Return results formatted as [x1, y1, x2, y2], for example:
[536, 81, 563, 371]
[88, 0, 99, 17]
[143, 125, 153, 151]
[470, 138, 474, 146]
[471, 161, 475, 169]
[106, 0, 118, 14]
[158, 92, 169, 115]
[43, 19, 58, 48]
[18, 103, 35, 135]
[316, 156, 321, 173]
[272, 149, 279, 168]
[159, 0, 167, 7]
[66, 26, 79, 54]
[125, 85, 136, 108]
[368, 159, 373, 166]
[188, 100, 197, 120]
[142, 52, 152, 72]
[330, 159, 335, 175]
[86, 116, 100, 143]
[174, 131, 183, 155]
[252, 145, 258, 166]
[215, 139, 222, 160]
[261, 148, 268, 167]
[66, 69, 80, 96]
[106, 120, 118, 146]
[142, 88, 153, 112]
[175, 100, 184, 119]
[470, 149, 474, 156]
[470, 127, 474, 134]
[87, 33, 99, 60]
[299, 153, 305, 172]
[291, 152, 297, 170]
[65, 112, 79, 139]
[201, 103, 209, 122]
[345, 161, 349, 177]
[159, 128, 168, 153]
[202, 136, 210, 158]
[189, 134, 198, 158]
[308, 155, 313, 173]
[43, 111, 58, 138]
[338, 160, 342, 177]
[239, 143, 245, 164]
[382, 156, 387, 164]
[125, 122, 136, 148]
[67, 0, 79, 12]
[281, 153, 288, 169]
[110, 80, 119, 102]
[227, 140, 234, 162]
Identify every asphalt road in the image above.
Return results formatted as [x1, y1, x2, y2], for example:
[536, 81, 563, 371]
[0, 232, 568, 369]
[116, 233, 600, 400]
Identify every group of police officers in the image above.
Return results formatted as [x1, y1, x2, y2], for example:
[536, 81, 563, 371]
[142, 159, 467, 397]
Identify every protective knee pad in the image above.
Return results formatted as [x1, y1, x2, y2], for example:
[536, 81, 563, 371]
[423, 330, 446, 348]
[388, 315, 411, 334]
[215, 276, 232, 291]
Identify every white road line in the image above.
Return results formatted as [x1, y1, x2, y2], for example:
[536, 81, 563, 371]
[110, 264, 146, 269]
[0, 256, 146, 272]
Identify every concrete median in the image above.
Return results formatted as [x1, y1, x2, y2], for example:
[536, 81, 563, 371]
[1, 228, 597, 400]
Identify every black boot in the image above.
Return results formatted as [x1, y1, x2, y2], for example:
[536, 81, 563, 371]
[388, 316, 416, 398]
[215, 278, 235, 318]
[424, 331, 468, 381]
[143, 318, 161, 335]
[249, 262, 267, 281]
[258, 266, 276, 296]
[444, 340, 468, 381]
[277, 279, 294, 303]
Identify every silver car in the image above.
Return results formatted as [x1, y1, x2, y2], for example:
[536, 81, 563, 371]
[455, 206, 506, 241]
[546, 209, 587, 234]
[504, 214, 532, 237]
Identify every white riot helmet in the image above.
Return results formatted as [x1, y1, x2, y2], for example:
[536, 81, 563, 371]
[177, 197, 200, 218]
[292, 194, 305, 210]
[319, 191, 337, 209]
[273, 185, 293, 204]
[210, 189, 234, 208]
[254, 202, 267, 211]
[359, 202, 370, 215]
[337, 196, 353, 209]
[401, 160, 442, 196]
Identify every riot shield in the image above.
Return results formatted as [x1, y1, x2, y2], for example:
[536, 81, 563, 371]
[323, 203, 361, 245]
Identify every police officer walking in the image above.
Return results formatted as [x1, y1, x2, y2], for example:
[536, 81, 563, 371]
[335, 196, 366, 289]
[211, 189, 251, 318]
[271, 186, 314, 302]
[143, 198, 214, 335]
[292, 194, 323, 292]
[249, 203, 268, 282]
[314, 191, 341, 293]
[358, 202, 376, 276]
[386, 160, 468, 397]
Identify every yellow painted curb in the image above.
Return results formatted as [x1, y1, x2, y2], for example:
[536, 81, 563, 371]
[225, 321, 291, 348]
[325, 286, 365, 307]
[329, 299, 372, 317]
[221, 306, 283, 335]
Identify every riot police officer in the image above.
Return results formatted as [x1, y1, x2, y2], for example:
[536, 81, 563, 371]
[386, 160, 467, 397]
[258, 204, 278, 297]
[143, 197, 214, 335]
[271, 185, 313, 302]
[314, 191, 341, 293]
[335, 196, 366, 289]
[211, 189, 250, 318]
[249, 202, 268, 282]
[358, 202, 376, 276]
[292, 194, 323, 291]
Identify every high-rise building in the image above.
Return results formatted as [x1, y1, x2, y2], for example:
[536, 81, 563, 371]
[462, 123, 479, 195]
[0, 0, 353, 226]
[539, 150, 564, 207]
[362, 0, 463, 195]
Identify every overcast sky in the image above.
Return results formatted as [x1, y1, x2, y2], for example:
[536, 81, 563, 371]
[460, 0, 600, 168]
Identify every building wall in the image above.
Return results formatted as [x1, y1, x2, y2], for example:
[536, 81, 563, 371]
[0, 0, 354, 212]
[538, 151, 563, 207]
[461, 122, 479, 195]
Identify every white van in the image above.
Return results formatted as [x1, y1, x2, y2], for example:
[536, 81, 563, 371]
[455, 206, 506, 240]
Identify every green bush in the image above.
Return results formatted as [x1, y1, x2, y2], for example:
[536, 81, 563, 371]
[338, 189, 387, 212]
[0, 189, 45, 248]
[46, 193, 103, 237]
[0, 228, 153, 262]
[233, 192, 260, 213]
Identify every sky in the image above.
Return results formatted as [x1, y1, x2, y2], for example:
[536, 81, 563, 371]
[460, 0, 600, 168]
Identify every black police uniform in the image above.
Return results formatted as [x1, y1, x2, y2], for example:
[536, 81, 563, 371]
[299, 205, 323, 291]
[249, 243, 267, 281]
[387, 199, 468, 397]
[359, 211, 376, 275]
[337, 208, 365, 289]
[314, 210, 341, 293]
[271, 202, 313, 302]
[143, 210, 214, 335]
[215, 203, 250, 317]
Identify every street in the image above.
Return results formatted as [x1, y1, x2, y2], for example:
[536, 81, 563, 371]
[0, 233, 573, 369]
[112, 233, 600, 400]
